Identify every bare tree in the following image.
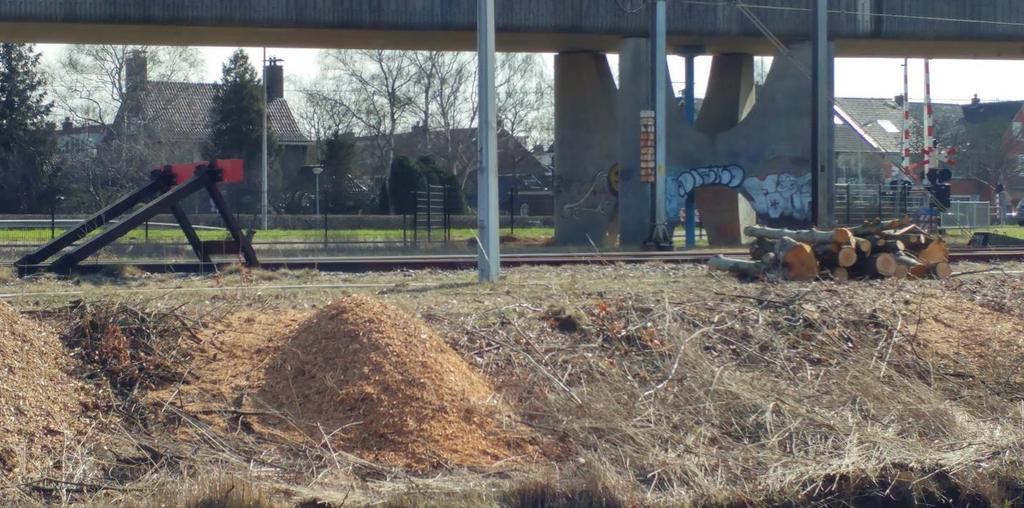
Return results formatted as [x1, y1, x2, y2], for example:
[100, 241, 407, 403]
[423, 52, 479, 191]
[318, 49, 417, 190]
[303, 50, 551, 198]
[50, 45, 203, 126]
[294, 77, 355, 143]
[48, 45, 205, 208]
[496, 54, 554, 172]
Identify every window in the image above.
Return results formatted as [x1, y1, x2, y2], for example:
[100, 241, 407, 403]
[877, 119, 900, 133]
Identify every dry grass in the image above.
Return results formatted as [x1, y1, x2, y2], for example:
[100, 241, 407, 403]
[0, 267, 15, 285]
[4, 263, 1024, 506]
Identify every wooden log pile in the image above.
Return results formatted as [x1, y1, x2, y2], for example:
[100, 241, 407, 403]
[709, 218, 952, 282]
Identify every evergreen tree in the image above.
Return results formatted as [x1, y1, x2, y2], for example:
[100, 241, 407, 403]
[207, 49, 277, 213]
[0, 44, 57, 214]
[417, 156, 465, 214]
[320, 131, 357, 213]
[389, 156, 423, 215]
[377, 181, 391, 215]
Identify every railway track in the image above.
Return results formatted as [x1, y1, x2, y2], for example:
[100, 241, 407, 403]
[5, 247, 1024, 275]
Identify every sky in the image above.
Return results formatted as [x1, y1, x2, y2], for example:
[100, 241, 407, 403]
[37, 44, 1024, 105]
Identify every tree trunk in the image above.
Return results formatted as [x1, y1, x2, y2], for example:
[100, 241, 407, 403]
[815, 244, 858, 269]
[856, 253, 898, 278]
[745, 226, 851, 245]
[708, 255, 767, 278]
[918, 238, 950, 265]
[854, 237, 873, 256]
[775, 237, 820, 282]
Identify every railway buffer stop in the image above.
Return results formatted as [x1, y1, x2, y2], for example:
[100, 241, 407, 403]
[15, 159, 259, 276]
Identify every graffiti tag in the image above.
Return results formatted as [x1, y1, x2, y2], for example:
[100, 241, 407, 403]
[742, 173, 812, 221]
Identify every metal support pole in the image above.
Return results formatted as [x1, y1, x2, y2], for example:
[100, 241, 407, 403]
[811, 0, 834, 228]
[477, 0, 500, 282]
[684, 48, 698, 249]
[314, 173, 321, 216]
[261, 47, 270, 231]
[509, 186, 516, 236]
[646, 0, 672, 249]
[845, 184, 851, 225]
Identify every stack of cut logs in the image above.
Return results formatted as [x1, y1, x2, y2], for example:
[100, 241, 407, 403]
[709, 218, 952, 282]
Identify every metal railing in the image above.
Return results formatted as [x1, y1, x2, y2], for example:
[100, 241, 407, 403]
[413, 185, 452, 244]
[941, 201, 991, 229]
[835, 184, 932, 226]
[835, 184, 994, 229]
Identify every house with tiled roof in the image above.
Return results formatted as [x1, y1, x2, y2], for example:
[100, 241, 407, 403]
[835, 95, 1024, 204]
[109, 53, 312, 203]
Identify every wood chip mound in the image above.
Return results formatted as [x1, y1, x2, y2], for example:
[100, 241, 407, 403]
[259, 295, 521, 470]
[0, 301, 89, 478]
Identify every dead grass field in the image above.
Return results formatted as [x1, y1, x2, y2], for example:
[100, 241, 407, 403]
[1, 262, 1024, 507]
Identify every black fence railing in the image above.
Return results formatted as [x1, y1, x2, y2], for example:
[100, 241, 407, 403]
[413, 185, 453, 244]
[834, 184, 932, 227]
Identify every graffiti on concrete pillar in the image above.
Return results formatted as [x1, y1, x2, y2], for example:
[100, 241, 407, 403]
[742, 173, 812, 221]
[560, 163, 618, 220]
[665, 165, 812, 224]
[666, 165, 745, 220]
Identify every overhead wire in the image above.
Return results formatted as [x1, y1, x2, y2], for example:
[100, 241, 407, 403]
[614, 0, 651, 14]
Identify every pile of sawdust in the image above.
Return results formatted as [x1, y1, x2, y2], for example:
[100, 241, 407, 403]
[913, 298, 1024, 381]
[0, 301, 90, 478]
[258, 295, 523, 469]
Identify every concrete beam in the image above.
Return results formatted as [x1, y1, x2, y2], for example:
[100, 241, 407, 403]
[3, 1, 1024, 57]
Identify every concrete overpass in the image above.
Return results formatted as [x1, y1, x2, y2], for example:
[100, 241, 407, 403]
[2, 1, 1024, 58]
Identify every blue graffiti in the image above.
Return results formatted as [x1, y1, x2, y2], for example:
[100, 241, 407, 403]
[666, 165, 745, 222]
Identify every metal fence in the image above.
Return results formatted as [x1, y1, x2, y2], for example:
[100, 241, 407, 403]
[834, 184, 931, 227]
[941, 201, 991, 229]
[413, 185, 453, 244]
[835, 184, 994, 229]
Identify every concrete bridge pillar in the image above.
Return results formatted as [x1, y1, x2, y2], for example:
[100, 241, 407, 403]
[553, 52, 619, 246]
[617, 38, 652, 247]
[694, 54, 758, 246]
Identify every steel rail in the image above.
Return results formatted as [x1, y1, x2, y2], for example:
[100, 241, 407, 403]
[4, 247, 1024, 275]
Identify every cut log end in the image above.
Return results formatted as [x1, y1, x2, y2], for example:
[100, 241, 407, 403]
[893, 265, 910, 279]
[854, 237, 873, 256]
[932, 262, 954, 280]
[777, 237, 820, 282]
[837, 246, 858, 268]
[867, 253, 898, 278]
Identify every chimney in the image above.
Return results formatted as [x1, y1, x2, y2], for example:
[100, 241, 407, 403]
[971, 94, 981, 105]
[61, 117, 73, 131]
[265, 57, 284, 101]
[126, 50, 148, 96]
[894, 94, 905, 107]
[125, 50, 148, 121]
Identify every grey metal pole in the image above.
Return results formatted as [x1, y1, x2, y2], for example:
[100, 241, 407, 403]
[477, 0, 500, 282]
[684, 47, 698, 249]
[811, 0, 834, 228]
[261, 47, 269, 231]
[315, 173, 320, 216]
[647, 0, 672, 249]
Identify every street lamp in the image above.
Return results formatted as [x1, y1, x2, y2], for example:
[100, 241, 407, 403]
[311, 166, 324, 216]
[51, 195, 65, 240]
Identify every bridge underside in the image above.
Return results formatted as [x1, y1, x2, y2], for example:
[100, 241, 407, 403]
[3, 22, 1024, 58]
[3, 0, 1024, 58]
